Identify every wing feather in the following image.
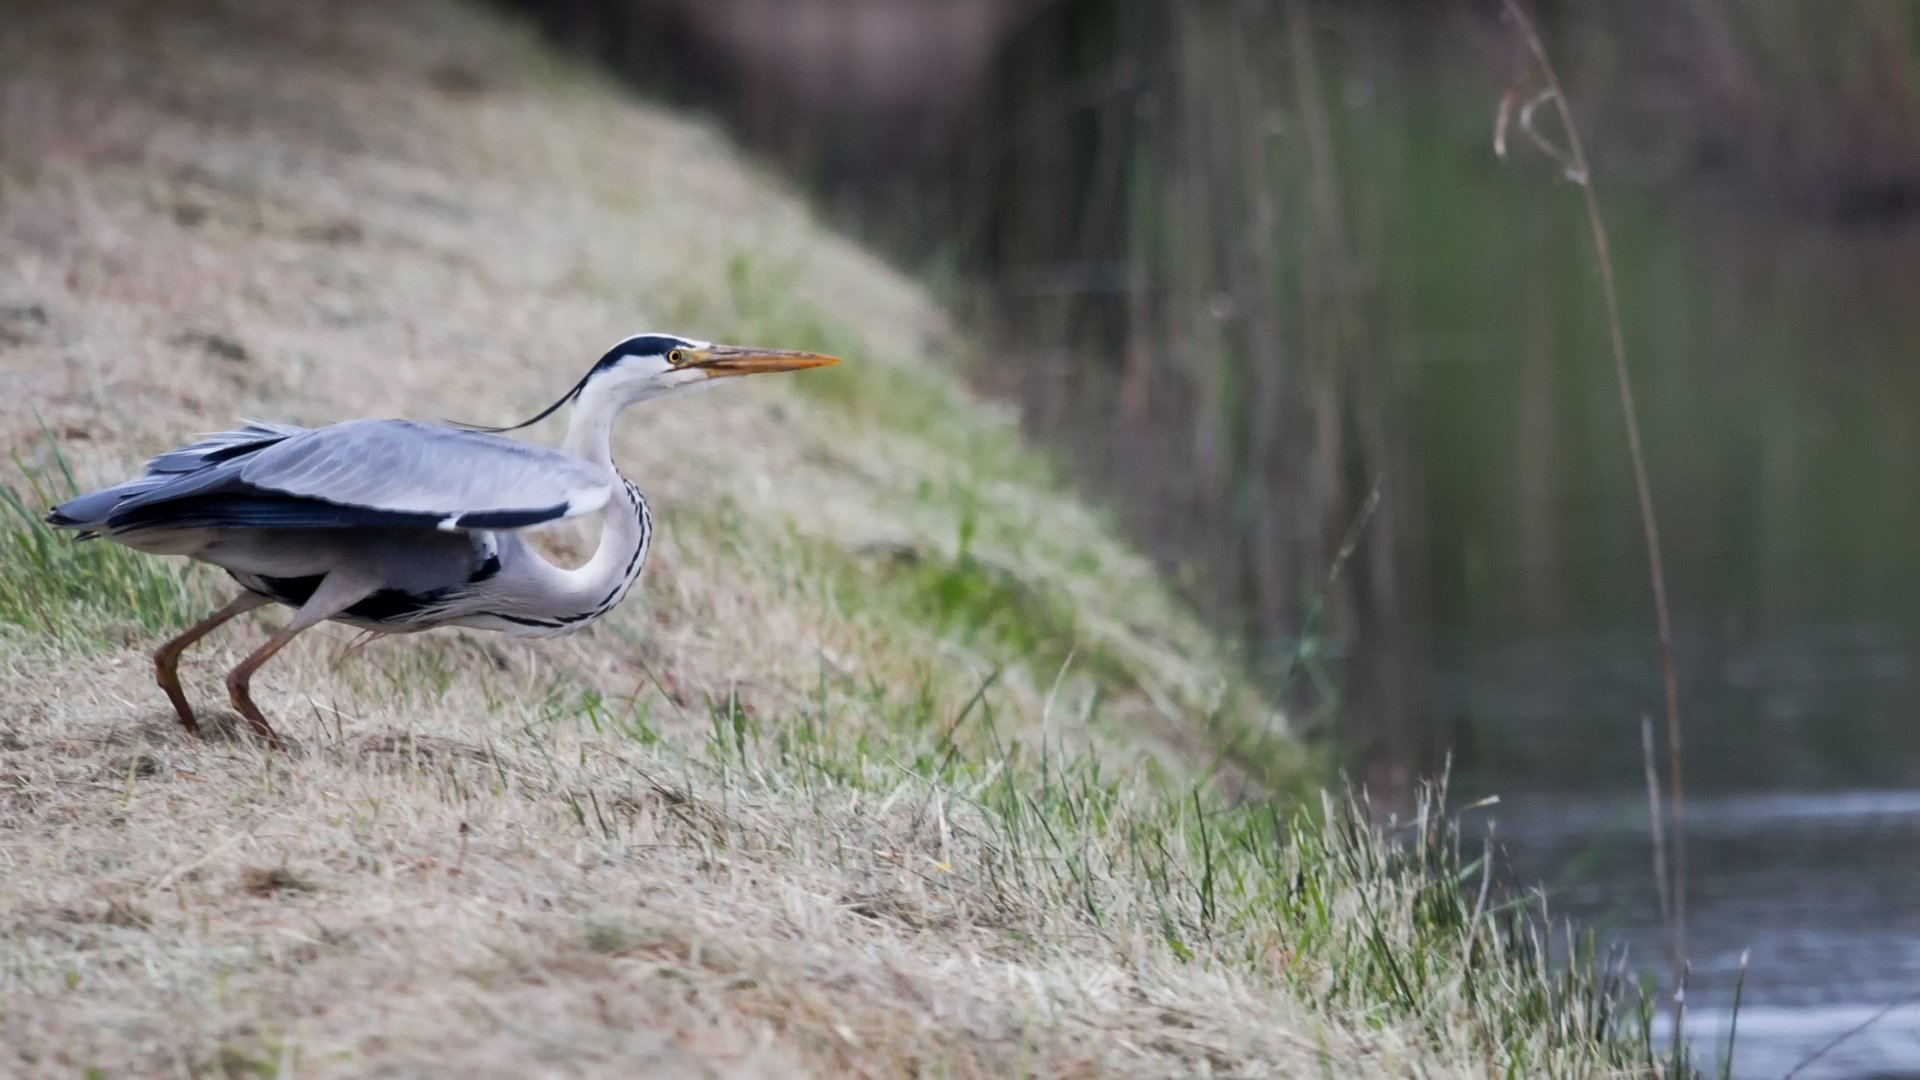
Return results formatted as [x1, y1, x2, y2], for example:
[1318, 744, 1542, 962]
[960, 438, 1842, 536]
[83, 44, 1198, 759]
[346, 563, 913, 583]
[52, 418, 612, 536]
[236, 419, 612, 528]
[143, 420, 308, 474]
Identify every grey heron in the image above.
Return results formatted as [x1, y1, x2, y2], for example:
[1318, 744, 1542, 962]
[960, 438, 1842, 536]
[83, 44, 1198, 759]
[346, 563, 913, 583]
[46, 333, 838, 747]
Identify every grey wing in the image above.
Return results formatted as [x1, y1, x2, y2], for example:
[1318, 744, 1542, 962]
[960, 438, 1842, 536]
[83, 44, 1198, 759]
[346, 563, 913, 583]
[145, 420, 310, 474]
[236, 419, 613, 530]
[46, 421, 314, 531]
[50, 418, 611, 535]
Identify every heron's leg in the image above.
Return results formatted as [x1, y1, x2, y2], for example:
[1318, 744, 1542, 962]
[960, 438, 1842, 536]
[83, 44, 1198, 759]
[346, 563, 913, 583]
[224, 573, 377, 748]
[154, 593, 270, 735]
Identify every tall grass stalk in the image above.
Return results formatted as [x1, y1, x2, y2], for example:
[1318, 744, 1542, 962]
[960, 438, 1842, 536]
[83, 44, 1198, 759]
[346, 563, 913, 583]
[1640, 716, 1675, 976]
[1718, 950, 1748, 1080]
[1496, 0, 1690, 1024]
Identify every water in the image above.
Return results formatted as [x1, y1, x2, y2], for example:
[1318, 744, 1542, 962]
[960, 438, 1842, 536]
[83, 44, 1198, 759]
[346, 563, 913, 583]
[1475, 788, 1920, 1079]
[1443, 624, 1920, 1078]
[1372, 24, 1920, 1076]
[1437, 599, 1920, 1080]
[1424, 190, 1920, 1076]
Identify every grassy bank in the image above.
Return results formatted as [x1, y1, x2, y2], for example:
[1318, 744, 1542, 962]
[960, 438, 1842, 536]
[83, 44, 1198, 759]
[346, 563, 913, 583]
[0, 0, 1668, 1074]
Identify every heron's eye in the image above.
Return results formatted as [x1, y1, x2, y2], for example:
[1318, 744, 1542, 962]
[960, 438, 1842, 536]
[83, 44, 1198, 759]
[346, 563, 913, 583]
[667, 348, 687, 366]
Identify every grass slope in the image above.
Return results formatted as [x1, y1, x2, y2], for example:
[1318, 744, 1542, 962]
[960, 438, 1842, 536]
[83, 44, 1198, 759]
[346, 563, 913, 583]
[0, 0, 1665, 1075]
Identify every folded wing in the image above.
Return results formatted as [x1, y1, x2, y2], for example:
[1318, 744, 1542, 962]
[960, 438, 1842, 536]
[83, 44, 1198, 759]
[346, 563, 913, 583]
[50, 419, 613, 535]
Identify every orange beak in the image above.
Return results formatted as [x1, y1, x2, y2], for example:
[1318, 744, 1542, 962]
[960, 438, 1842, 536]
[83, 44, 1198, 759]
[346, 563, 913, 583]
[689, 345, 840, 378]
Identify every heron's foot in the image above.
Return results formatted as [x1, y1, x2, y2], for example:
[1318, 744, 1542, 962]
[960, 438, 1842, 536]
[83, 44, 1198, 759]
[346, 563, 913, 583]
[224, 672, 285, 750]
[154, 653, 202, 736]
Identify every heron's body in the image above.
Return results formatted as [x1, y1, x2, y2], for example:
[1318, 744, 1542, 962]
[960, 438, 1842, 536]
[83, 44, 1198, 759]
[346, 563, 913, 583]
[46, 333, 836, 745]
[65, 418, 654, 638]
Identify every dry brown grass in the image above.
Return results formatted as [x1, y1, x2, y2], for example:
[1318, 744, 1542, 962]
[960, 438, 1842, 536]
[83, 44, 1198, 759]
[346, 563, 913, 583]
[0, 1, 1662, 1076]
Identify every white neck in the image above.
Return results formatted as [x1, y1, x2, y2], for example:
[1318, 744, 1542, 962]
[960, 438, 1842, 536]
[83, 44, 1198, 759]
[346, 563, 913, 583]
[515, 378, 652, 630]
[562, 376, 623, 468]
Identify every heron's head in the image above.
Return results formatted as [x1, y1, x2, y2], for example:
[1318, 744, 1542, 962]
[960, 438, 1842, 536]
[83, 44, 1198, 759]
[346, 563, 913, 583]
[461, 333, 839, 434]
[586, 333, 840, 405]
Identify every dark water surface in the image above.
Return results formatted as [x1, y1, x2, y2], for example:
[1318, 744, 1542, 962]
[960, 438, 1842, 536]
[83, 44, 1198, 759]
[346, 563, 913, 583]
[1472, 788, 1920, 1079]
[1371, 22, 1920, 1075]
[1429, 200, 1920, 1076]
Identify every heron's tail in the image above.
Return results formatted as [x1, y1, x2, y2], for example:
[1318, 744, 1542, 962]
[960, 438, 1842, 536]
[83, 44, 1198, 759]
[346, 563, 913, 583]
[42, 505, 100, 541]
[45, 478, 165, 537]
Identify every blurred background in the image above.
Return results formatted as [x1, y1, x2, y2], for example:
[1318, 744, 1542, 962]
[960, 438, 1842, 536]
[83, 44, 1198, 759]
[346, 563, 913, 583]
[509, 2, 1920, 1076]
